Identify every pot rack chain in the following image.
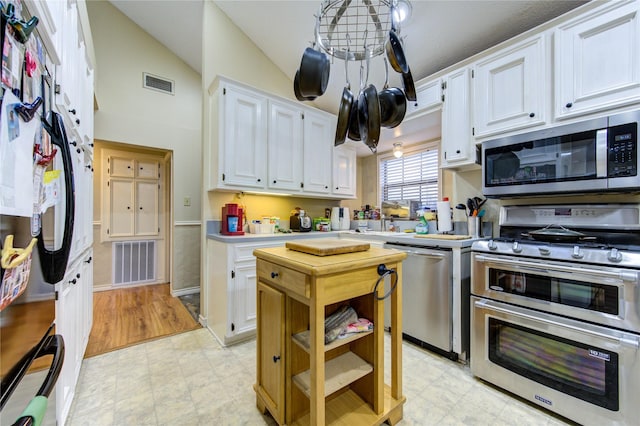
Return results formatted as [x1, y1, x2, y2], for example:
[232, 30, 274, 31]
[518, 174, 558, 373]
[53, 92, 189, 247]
[315, 0, 394, 62]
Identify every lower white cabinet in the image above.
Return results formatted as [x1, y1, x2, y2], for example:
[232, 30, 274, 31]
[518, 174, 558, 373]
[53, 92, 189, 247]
[55, 248, 92, 424]
[206, 239, 284, 346]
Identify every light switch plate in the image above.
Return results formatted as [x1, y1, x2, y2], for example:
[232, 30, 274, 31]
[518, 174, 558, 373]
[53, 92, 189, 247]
[183, 197, 191, 207]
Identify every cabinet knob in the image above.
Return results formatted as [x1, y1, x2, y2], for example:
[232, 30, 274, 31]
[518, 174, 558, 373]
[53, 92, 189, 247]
[335, 187, 339, 190]
[85, 256, 92, 264]
[271, 272, 279, 279]
[257, 178, 261, 182]
[273, 355, 281, 363]
[127, 206, 131, 210]
[529, 112, 535, 118]
[565, 102, 573, 108]
[70, 141, 77, 146]
[86, 165, 92, 170]
[75, 119, 80, 125]
[273, 180, 276, 184]
[69, 278, 77, 285]
[325, 186, 328, 189]
[456, 149, 461, 154]
[139, 207, 143, 210]
[76, 148, 81, 154]
[76, 273, 81, 279]
[68, 108, 76, 115]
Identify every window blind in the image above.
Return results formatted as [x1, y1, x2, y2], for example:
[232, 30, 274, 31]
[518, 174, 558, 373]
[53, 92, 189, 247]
[380, 147, 439, 209]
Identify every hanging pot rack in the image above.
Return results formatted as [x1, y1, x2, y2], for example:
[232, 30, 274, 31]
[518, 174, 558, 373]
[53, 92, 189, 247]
[315, 0, 394, 61]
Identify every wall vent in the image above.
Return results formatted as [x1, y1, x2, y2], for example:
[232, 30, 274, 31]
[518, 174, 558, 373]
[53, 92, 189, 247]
[113, 241, 156, 285]
[143, 72, 174, 95]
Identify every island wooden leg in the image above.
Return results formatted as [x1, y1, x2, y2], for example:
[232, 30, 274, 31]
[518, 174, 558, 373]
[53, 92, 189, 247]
[310, 292, 325, 425]
[373, 274, 384, 414]
[390, 263, 403, 400]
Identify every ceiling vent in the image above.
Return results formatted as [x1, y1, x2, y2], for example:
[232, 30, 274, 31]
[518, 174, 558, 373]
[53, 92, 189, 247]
[143, 72, 174, 95]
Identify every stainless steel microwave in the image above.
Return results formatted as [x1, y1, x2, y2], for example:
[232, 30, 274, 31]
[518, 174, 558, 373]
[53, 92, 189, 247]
[482, 110, 639, 197]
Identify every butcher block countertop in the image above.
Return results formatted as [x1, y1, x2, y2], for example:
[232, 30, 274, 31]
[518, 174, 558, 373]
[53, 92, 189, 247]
[253, 243, 407, 277]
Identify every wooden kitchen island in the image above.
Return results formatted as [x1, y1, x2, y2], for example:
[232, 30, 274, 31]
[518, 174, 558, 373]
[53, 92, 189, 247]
[253, 240, 407, 425]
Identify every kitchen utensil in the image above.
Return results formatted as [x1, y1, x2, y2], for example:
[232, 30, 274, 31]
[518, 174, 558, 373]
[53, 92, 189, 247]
[466, 198, 477, 216]
[378, 57, 406, 128]
[358, 84, 380, 153]
[401, 66, 417, 101]
[455, 203, 468, 217]
[385, 5, 409, 74]
[14, 97, 43, 122]
[474, 196, 487, 210]
[298, 46, 330, 98]
[334, 36, 354, 146]
[522, 225, 596, 243]
[294, 70, 316, 102]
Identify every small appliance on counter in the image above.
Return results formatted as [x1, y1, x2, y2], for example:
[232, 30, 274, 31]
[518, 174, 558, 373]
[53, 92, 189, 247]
[299, 209, 312, 232]
[221, 203, 244, 235]
[331, 207, 350, 230]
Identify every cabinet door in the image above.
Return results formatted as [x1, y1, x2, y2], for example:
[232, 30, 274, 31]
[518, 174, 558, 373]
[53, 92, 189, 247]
[232, 262, 258, 336]
[268, 100, 303, 192]
[441, 68, 474, 167]
[109, 179, 134, 237]
[221, 85, 267, 188]
[135, 181, 159, 236]
[302, 110, 333, 194]
[136, 160, 159, 179]
[473, 35, 546, 137]
[256, 282, 285, 424]
[109, 156, 135, 177]
[332, 145, 356, 197]
[555, 0, 640, 119]
[405, 78, 442, 117]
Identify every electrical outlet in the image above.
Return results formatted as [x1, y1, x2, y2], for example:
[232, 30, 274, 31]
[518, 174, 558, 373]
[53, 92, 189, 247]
[183, 197, 191, 207]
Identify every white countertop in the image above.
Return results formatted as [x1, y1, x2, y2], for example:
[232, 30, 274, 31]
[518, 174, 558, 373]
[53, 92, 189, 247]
[207, 229, 482, 249]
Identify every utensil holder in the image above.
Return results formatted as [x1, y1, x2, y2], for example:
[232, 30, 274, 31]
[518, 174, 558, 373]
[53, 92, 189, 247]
[468, 217, 481, 238]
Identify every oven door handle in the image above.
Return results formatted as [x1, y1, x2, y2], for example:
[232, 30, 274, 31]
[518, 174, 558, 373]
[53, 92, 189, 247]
[474, 254, 639, 283]
[475, 298, 640, 349]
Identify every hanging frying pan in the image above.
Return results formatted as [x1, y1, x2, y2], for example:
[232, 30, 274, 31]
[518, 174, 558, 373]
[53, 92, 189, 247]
[378, 57, 406, 128]
[347, 98, 361, 141]
[402, 66, 417, 102]
[298, 45, 330, 98]
[335, 36, 354, 146]
[358, 84, 380, 153]
[385, 4, 409, 74]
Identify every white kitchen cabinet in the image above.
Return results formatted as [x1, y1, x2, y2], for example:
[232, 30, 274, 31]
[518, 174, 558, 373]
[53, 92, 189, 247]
[268, 99, 304, 192]
[302, 109, 334, 195]
[405, 78, 442, 117]
[332, 144, 356, 198]
[554, 0, 640, 119]
[473, 34, 546, 137]
[206, 239, 284, 346]
[218, 83, 268, 189]
[105, 155, 161, 239]
[441, 67, 476, 168]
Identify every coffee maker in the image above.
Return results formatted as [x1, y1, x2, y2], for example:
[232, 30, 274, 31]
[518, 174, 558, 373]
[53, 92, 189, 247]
[221, 203, 244, 235]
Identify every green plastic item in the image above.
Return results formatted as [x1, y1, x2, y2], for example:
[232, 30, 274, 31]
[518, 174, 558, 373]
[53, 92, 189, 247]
[17, 395, 48, 426]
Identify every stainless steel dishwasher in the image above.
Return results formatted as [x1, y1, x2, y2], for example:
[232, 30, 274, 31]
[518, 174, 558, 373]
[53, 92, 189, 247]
[384, 242, 454, 357]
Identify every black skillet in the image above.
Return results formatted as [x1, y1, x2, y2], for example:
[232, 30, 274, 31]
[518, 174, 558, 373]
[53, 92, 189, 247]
[294, 70, 316, 102]
[385, 3, 409, 74]
[402, 66, 417, 102]
[335, 39, 354, 146]
[378, 57, 406, 128]
[358, 84, 380, 153]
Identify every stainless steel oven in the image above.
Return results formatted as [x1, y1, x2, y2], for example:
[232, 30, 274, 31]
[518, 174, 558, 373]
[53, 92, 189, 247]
[470, 204, 640, 425]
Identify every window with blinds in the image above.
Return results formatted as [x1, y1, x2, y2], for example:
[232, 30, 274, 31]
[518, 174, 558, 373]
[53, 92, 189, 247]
[379, 145, 440, 210]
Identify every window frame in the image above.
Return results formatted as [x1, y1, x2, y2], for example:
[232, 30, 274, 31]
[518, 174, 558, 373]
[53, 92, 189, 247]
[377, 141, 442, 208]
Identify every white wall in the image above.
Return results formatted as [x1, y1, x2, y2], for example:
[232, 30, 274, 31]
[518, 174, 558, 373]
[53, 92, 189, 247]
[87, 1, 202, 292]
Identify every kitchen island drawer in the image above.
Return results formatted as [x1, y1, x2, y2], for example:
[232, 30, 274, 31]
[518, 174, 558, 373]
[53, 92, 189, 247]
[257, 260, 309, 298]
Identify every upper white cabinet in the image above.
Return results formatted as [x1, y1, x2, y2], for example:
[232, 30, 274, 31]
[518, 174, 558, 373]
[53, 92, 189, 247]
[332, 144, 356, 198]
[554, 0, 640, 119]
[268, 100, 304, 192]
[405, 78, 442, 117]
[219, 84, 268, 189]
[302, 109, 334, 195]
[209, 78, 354, 199]
[441, 67, 475, 168]
[473, 34, 546, 137]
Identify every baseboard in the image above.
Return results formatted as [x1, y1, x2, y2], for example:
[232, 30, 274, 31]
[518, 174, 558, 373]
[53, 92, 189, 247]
[171, 286, 200, 297]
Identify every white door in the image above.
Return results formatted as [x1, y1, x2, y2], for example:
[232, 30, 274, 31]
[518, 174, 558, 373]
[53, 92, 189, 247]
[135, 180, 159, 236]
[221, 85, 267, 188]
[302, 110, 333, 194]
[442, 67, 473, 167]
[554, 0, 640, 119]
[232, 262, 258, 336]
[109, 179, 134, 237]
[474, 35, 546, 137]
[332, 145, 356, 197]
[268, 100, 303, 192]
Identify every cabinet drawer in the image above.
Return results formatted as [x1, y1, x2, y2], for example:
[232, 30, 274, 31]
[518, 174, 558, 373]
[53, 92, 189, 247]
[235, 242, 283, 262]
[257, 261, 309, 298]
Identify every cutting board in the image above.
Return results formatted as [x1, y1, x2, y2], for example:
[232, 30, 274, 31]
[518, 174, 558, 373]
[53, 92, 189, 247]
[285, 238, 370, 256]
[413, 234, 471, 240]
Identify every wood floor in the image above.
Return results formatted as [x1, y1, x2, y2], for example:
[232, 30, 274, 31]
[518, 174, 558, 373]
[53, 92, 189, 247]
[85, 283, 201, 358]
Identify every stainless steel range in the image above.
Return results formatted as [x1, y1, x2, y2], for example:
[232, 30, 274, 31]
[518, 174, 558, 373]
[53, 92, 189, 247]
[470, 204, 640, 426]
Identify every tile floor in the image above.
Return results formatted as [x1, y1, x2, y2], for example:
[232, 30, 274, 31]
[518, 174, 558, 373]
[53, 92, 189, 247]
[66, 328, 576, 426]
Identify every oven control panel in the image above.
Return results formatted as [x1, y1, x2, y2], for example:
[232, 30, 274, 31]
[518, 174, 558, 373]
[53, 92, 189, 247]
[608, 122, 637, 177]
